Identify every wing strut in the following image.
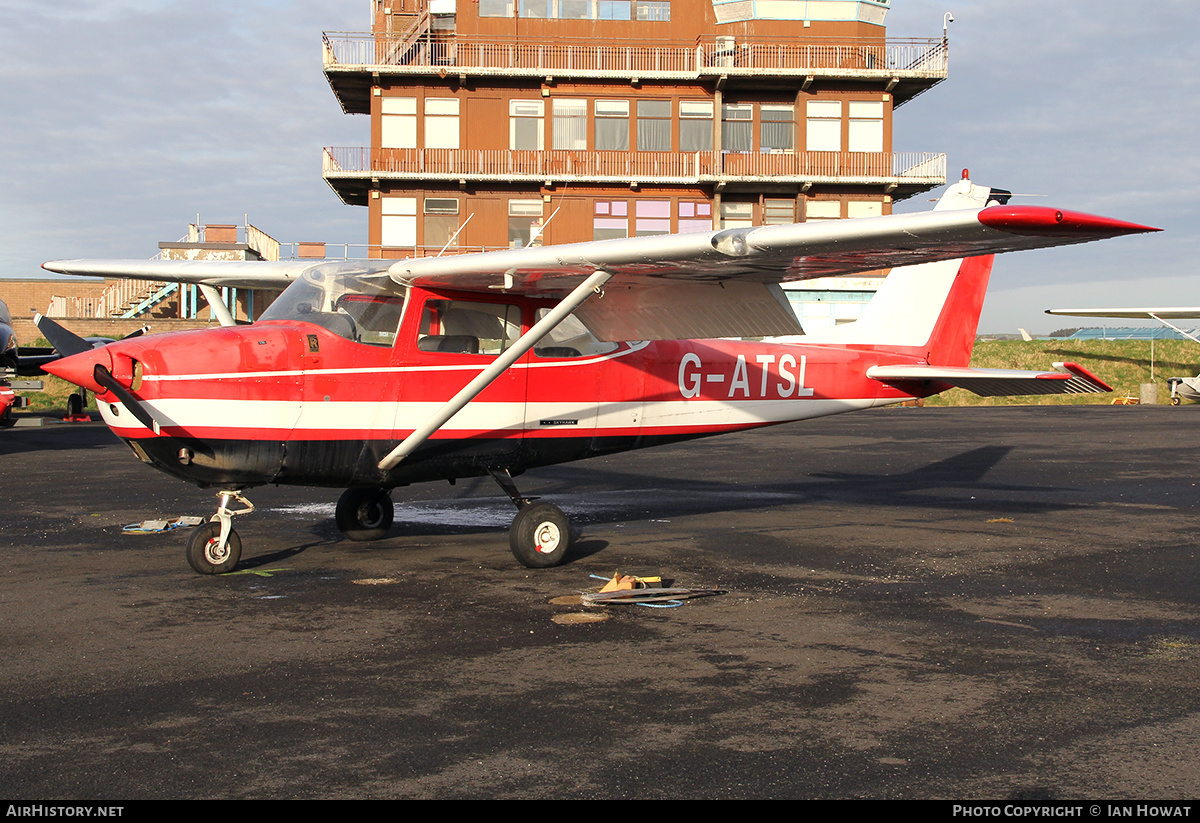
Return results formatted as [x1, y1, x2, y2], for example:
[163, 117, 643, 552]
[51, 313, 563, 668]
[377, 269, 613, 472]
[1148, 313, 1200, 345]
[199, 285, 237, 327]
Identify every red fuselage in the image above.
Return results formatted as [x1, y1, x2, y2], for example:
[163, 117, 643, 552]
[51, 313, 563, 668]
[46, 286, 930, 490]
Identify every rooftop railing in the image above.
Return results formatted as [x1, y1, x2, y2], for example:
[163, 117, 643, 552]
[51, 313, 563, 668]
[322, 32, 947, 78]
[323, 147, 947, 184]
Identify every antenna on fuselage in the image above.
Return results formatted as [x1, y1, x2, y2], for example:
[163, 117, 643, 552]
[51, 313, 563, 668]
[435, 213, 475, 258]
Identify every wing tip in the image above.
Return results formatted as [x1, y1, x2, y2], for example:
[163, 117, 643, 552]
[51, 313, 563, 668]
[979, 206, 1160, 238]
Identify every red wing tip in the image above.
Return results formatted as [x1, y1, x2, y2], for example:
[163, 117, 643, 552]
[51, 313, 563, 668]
[979, 206, 1160, 237]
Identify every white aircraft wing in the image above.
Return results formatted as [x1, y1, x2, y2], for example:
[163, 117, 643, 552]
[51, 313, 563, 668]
[388, 205, 1156, 341]
[867, 362, 1113, 396]
[39, 259, 394, 290]
[1046, 307, 1200, 319]
[43, 204, 1155, 341]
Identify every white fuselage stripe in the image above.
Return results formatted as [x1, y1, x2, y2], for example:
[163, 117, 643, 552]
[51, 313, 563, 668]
[97, 396, 889, 434]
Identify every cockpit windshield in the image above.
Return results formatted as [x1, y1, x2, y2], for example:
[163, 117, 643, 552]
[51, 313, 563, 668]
[259, 269, 408, 347]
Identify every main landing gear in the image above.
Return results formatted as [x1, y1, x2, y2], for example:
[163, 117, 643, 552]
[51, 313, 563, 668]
[180, 477, 571, 575]
[489, 468, 573, 568]
[335, 487, 394, 541]
[186, 490, 254, 574]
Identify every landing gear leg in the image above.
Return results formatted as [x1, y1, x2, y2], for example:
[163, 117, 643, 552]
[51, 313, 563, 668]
[489, 468, 572, 568]
[186, 490, 253, 574]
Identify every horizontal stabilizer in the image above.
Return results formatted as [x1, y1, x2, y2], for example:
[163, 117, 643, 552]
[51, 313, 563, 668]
[866, 362, 1112, 396]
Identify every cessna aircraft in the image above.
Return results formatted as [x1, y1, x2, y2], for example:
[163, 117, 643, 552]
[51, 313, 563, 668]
[1046, 306, 1200, 404]
[40, 176, 1156, 574]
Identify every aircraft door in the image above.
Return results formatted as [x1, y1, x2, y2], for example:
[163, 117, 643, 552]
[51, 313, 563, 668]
[392, 295, 528, 475]
[522, 308, 633, 465]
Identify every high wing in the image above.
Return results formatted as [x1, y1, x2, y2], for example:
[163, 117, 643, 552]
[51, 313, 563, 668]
[386, 205, 1157, 341]
[44, 202, 1155, 341]
[1046, 306, 1200, 345]
[1046, 308, 1200, 319]
[40, 259, 392, 290]
[867, 362, 1113, 397]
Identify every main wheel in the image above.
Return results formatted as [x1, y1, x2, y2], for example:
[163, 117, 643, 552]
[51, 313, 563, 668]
[335, 487, 394, 541]
[509, 502, 571, 568]
[1172, 396, 1181, 406]
[0, 406, 14, 428]
[186, 522, 242, 575]
[66, 392, 84, 417]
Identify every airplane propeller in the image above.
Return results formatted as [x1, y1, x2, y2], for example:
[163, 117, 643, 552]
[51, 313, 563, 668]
[91, 363, 161, 435]
[34, 313, 151, 357]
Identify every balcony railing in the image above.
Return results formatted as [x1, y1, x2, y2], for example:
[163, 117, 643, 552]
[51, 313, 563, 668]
[322, 32, 948, 79]
[323, 147, 947, 184]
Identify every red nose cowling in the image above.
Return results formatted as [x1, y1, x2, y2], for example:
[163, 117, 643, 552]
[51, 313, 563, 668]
[42, 345, 112, 394]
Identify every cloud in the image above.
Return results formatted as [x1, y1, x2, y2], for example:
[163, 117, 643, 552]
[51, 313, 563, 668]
[0, 0, 366, 272]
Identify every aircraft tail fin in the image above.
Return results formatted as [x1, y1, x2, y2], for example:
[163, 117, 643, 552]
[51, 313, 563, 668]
[797, 175, 1007, 366]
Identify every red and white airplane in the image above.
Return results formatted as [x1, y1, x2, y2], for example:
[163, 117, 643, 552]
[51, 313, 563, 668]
[41, 176, 1156, 574]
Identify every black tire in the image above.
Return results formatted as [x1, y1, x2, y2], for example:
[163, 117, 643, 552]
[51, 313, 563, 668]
[67, 393, 83, 417]
[186, 522, 242, 575]
[1172, 396, 1181, 406]
[509, 502, 571, 568]
[0, 406, 14, 428]
[335, 487, 394, 541]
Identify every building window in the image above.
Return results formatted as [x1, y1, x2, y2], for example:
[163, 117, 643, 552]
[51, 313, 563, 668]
[848, 101, 884, 152]
[424, 198, 460, 250]
[519, 0, 552, 17]
[720, 201, 753, 229]
[722, 104, 752, 153]
[680, 101, 713, 152]
[594, 200, 628, 240]
[635, 200, 671, 236]
[760, 105, 795, 153]
[763, 198, 795, 225]
[478, 0, 513, 16]
[552, 98, 587, 150]
[381, 197, 417, 247]
[559, 0, 591, 18]
[381, 97, 416, 149]
[595, 100, 629, 151]
[635, 0, 670, 20]
[678, 201, 712, 234]
[805, 200, 842, 221]
[425, 98, 459, 150]
[637, 100, 671, 151]
[510, 100, 545, 150]
[846, 200, 883, 219]
[598, 0, 632, 19]
[806, 100, 842, 152]
[509, 200, 544, 247]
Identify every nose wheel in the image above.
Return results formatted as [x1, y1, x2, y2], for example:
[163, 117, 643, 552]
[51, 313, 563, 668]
[185, 490, 253, 574]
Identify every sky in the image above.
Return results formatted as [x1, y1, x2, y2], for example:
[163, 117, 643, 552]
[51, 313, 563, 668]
[1, 0, 1196, 334]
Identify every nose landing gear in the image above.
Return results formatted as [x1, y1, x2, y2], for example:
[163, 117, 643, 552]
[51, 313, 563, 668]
[185, 490, 254, 574]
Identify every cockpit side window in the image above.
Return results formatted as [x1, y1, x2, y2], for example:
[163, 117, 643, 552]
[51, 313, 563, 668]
[417, 299, 521, 356]
[336, 294, 406, 347]
[532, 309, 618, 358]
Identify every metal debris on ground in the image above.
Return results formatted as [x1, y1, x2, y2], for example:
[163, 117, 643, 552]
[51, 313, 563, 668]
[580, 572, 726, 608]
[122, 516, 206, 533]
